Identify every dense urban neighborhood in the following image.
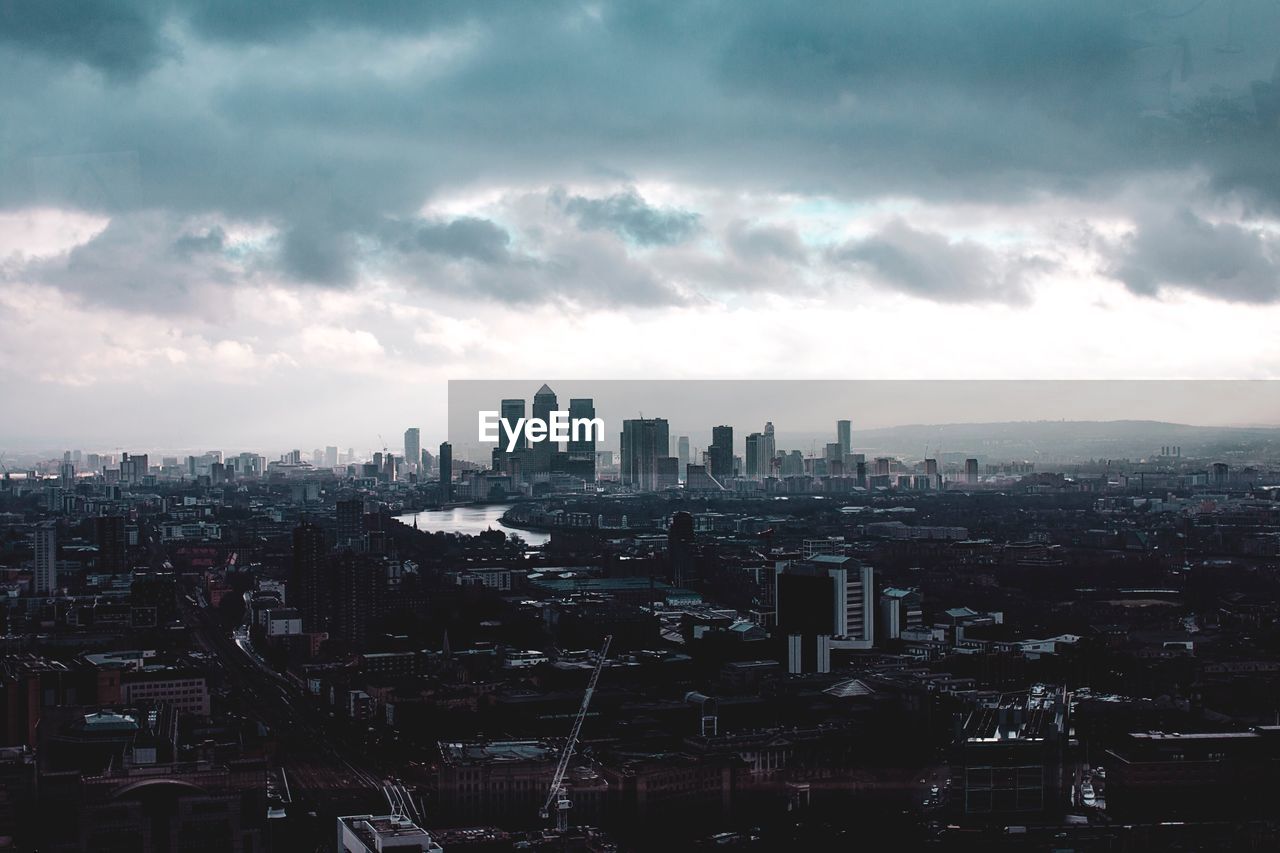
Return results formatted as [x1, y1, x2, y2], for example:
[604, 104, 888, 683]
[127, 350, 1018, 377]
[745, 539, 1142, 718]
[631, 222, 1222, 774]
[2, 392, 1280, 850]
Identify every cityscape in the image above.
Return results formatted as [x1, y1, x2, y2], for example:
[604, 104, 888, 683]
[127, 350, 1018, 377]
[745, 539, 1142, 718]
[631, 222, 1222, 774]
[8, 0, 1280, 850]
[1, 382, 1279, 850]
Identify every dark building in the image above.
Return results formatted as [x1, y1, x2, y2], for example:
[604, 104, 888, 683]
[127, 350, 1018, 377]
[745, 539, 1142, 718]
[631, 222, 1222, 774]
[330, 550, 382, 651]
[291, 521, 329, 633]
[93, 515, 127, 573]
[668, 512, 696, 587]
[620, 418, 670, 492]
[775, 556, 874, 672]
[336, 497, 364, 548]
[953, 686, 1070, 823]
[709, 425, 733, 482]
[1105, 727, 1280, 821]
[129, 572, 177, 628]
[439, 442, 453, 502]
[566, 397, 597, 482]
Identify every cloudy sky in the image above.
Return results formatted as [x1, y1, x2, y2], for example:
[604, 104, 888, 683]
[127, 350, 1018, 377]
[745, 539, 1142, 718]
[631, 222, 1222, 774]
[3, 1, 1280, 453]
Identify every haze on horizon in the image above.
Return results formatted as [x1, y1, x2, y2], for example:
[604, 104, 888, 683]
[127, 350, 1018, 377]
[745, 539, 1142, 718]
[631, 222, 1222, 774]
[4, 2, 1280, 450]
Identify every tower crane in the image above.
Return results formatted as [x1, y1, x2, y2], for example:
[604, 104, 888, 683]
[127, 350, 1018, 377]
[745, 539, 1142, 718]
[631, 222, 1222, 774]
[540, 635, 611, 832]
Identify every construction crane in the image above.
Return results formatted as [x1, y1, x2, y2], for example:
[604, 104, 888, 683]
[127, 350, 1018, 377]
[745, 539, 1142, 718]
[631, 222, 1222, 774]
[540, 635, 612, 832]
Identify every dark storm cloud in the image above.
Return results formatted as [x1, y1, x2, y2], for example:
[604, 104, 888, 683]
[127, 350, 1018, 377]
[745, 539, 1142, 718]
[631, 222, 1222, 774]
[5, 0, 1280, 308]
[830, 221, 1052, 304]
[1105, 209, 1280, 303]
[408, 218, 511, 264]
[557, 188, 702, 246]
[0, 0, 170, 79]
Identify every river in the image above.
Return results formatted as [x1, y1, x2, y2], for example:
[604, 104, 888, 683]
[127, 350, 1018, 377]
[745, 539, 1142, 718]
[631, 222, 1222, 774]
[392, 503, 551, 546]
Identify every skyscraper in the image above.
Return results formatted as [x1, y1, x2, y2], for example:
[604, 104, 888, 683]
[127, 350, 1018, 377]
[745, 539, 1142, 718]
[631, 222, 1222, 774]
[677, 436, 691, 479]
[620, 418, 670, 491]
[763, 422, 776, 478]
[965, 458, 979, 485]
[837, 419, 851, 458]
[34, 521, 57, 595]
[439, 442, 453, 502]
[531, 384, 558, 471]
[403, 428, 420, 474]
[291, 522, 328, 632]
[325, 445, 339, 468]
[500, 398, 527, 451]
[709, 426, 733, 482]
[567, 397, 597, 481]
[745, 432, 763, 480]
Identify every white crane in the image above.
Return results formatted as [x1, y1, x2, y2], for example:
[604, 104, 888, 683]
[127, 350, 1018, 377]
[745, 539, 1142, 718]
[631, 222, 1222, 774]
[540, 635, 612, 832]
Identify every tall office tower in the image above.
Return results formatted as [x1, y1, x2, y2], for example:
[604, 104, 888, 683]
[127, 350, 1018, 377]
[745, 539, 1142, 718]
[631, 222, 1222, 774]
[776, 555, 875, 673]
[439, 442, 453, 501]
[782, 450, 805, 478]
[94, 515, 127, 573]
[677, 436, 691, 479]
[924, 458, 939, 478]
[531, 384, 558, 470]
[620, 418, 670, 491]
[965, 458, 979, 485]
[373, 452, 383, 472]
[403, 428, 420, 474]
[566, 397, 597, 481]
[336, 498, 364, 548]
[325, 445, 339, 468]
[532, 383, 557, 422]
[745, 433, 763, 480]
[500, 399, 527, 450]
[709, 425, 733, 481]
[34, 521, 57, 595]
[291, 521, 329, 632]
[59, 461, 74, 489]
[825, 443, 842, 463]
[837, 420, 851, 458]
[763, 422, 776, 477]
[421, 448, 433, 473]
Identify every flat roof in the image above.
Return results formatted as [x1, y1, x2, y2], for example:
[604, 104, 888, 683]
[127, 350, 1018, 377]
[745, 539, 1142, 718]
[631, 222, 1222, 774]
[438, 740, 555, 766]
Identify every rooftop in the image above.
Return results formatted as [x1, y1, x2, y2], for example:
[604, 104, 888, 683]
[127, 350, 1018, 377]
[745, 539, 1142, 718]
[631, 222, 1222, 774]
[438, 739, 555, 766]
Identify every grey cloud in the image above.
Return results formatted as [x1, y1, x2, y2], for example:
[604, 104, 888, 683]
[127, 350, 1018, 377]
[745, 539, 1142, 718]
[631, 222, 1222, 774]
[409, 217, 511, 264]
[1105, 209, 1280, 303]
[725, 221, 809, 263]
[12, 213, 248, 312]
[171, 226, 226, 257]
[278, 224, 357, 286]
[831, 220, 1052, 304]
[558, 188, 702, 246]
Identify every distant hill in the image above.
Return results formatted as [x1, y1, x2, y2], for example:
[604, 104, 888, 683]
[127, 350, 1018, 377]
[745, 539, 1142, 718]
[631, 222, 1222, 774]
[821, 420, 1280, 463]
